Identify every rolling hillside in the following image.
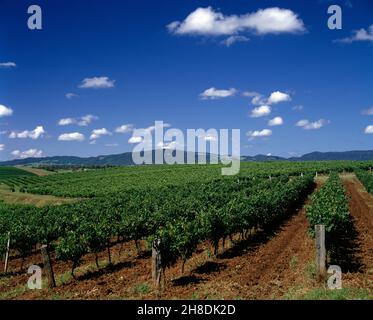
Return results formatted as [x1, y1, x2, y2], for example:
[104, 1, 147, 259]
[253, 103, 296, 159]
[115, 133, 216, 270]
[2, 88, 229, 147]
[1, 150, 373, 167]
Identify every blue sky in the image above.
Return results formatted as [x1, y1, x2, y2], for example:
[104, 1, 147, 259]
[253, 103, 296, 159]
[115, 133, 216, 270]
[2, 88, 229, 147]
[0, 0, 372, 160]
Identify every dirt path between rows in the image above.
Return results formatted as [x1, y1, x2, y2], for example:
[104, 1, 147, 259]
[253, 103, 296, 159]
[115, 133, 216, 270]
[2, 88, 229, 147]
[341, 175, 373, 291]
[162, 200, 316, 299]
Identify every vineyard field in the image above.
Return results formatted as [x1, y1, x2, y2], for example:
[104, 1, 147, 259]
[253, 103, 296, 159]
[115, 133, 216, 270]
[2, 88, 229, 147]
[0, 161, 372, 300]
[1, 160, 372, 198]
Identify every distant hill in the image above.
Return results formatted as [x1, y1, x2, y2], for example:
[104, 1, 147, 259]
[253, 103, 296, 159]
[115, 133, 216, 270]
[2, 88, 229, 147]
[0, 150, 218, 167]
[290, 150, 373, 161]
[243, 150, 373, 162]
[1, 149, 373, 167]
[241, 154, 286, 161]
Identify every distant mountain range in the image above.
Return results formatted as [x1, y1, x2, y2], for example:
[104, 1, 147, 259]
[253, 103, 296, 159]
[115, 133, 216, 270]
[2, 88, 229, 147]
[242, 150, 373, 162]
[1, 150, 373, 167]
[0, 150, 218, 167]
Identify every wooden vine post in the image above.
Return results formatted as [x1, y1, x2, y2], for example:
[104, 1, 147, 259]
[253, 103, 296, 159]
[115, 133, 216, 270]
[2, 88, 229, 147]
[315, 225, 326, 281]
[152, 238, 162, 291]
[41, 245, 56, 288]
[4, 232, 10, 273]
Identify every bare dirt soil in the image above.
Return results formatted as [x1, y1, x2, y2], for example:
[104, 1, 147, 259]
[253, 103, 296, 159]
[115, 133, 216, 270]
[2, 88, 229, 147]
[340, 176, 373, 291]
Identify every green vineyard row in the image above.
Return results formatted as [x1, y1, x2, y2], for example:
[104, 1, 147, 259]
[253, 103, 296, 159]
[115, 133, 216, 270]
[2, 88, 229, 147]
[355, 169, 373, 194]
[306, 172, 350, 236]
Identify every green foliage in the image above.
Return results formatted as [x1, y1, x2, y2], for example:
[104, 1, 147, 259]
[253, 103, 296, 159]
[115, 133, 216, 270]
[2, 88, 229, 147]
[0, 173, 313, 274]
[355, 169, 373, 194]
[1, 161, 372, 277]
[134, 282, 150, 294]
[306, 173, 350, 236]
[55, 231, 88, 274]
[0, 166, 34, 178]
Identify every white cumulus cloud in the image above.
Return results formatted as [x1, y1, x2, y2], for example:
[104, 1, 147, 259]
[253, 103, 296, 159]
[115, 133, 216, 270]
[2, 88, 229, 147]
[79, 76, 115, 89]
[9, 126, 45, 139]
[115, 124, 134, 133]
[78, 114, 98, 126]
[65, 93, 79, 99]
[246, 129, 272, 139]
[296, 119, 329, 130]
[57, 114, 98, 126]
[336, 24, 373, 43]
[362, 107, 373, 115]
[58, 118, 76, 126]
[11, 149, 43, 159]
[364, 125, 373, 134]
[0, 104, 13, 117]
[268, 116, 283, 126]
[200, 87, 237, 100]
[242, 91, 266, 106]
[58, 132, 85, 142]
[128, 122, 172, 144]
[267, 91, 291, 104]
[221, 35, 249, 47]
[0, 62, 16, 68]
[0, 144, 4, 151]
[168, 7, 305, 36]
[304, 120, 327, 130]
[128, 136, 143, 144]
[244, 90, 291, 105]
[295, 119, 309, 127]
[90, 128, 112, 140]
[250, 105, 271, 118]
